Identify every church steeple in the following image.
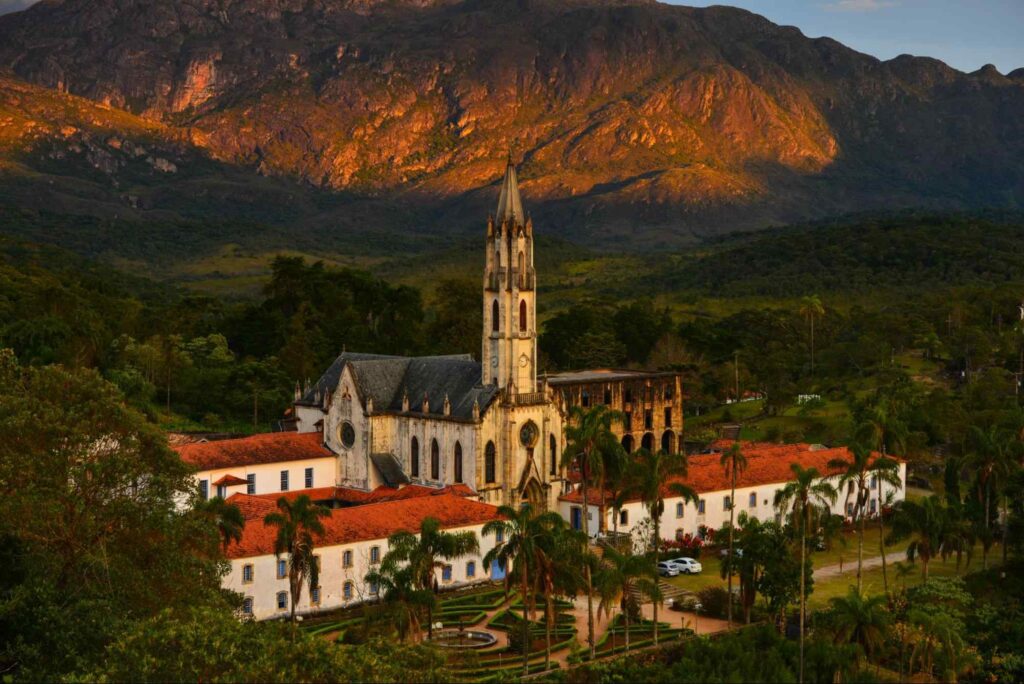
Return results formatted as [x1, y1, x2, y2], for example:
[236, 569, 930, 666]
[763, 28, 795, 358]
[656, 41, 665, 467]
[495, 153, 525, 226]
[482, 155, 537, 393]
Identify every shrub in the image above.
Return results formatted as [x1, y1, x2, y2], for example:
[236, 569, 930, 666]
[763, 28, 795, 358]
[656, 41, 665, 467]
[696, 586, 733, 620]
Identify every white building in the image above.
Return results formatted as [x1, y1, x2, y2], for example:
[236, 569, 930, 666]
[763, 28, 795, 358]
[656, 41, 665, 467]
[559, 441, 906, 541]
[223, 490, 503, 621]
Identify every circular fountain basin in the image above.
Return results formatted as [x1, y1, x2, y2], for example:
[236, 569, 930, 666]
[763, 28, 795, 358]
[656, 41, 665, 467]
[429, 628, 497, 649]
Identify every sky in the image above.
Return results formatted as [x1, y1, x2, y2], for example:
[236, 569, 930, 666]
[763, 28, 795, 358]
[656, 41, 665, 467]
[0, 0, 1021, 73]
[673, 0, 1024, 73]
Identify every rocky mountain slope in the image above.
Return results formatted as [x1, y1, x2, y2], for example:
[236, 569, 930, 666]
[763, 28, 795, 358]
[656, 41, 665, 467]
[0, 0, 1022, 250]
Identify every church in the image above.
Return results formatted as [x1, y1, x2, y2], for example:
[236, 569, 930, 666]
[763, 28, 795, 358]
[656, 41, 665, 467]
[288, 159, 565, 510]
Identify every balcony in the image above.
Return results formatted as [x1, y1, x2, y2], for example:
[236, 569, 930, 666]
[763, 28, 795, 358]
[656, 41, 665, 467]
[507, 391, 547, 406]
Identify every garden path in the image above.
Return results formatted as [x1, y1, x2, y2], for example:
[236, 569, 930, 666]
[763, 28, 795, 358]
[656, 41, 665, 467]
[813, 551, 905, 580]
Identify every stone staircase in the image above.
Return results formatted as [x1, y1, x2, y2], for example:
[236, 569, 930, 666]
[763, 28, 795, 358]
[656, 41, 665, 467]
[628, 580, 692, 606]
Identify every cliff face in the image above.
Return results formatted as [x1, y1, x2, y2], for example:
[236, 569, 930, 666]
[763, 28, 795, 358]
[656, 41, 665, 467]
[0, 0, 1021, 247]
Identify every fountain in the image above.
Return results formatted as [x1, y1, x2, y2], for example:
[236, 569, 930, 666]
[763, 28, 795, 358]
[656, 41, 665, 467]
[428, 617, 497, 649]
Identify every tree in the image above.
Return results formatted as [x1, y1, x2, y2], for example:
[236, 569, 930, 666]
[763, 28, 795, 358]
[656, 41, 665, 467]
[596, 546, 658, 652]
[888, 495, 950, 582]
[633, 447, 694, 645]
[799, 295, 824, 374]
[720, 442, 747, 627]
[827, 588, 891, 668]
[483, 504, 564, 675]
[965, 425, 1014, 570]
[536, 519, 586, 669]
[774, 463, 837, 684]
[363, 562, 434, 642]
[561, 404, 624, 658]
[195, 495, 245, 552]
[381, 516, 479, 639]
[264, 495, 330, 624]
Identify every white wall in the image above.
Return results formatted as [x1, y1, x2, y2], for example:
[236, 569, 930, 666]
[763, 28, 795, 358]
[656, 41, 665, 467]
[193, 457, 336, 500]
[225, 521, 501, 621]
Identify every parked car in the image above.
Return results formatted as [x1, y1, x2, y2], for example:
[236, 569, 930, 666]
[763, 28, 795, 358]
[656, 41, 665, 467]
[667, 557, 703, 574]
[657, 561, 680, 577]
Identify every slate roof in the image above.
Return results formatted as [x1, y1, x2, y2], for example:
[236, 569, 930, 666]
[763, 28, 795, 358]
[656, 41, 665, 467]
[370, 453, 410, 487]
[297, 351, 500, 421]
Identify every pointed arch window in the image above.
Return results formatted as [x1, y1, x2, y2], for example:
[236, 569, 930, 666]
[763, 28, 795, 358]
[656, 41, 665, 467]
[519, 299, 527, 332]
[549, 434, 557, 476]
[485, 441, 496, 483]
[454, 441, 463, 483]
[431, 439, 440, 480]
[410, 437, 419, 477]
[492, 299, 499, 332]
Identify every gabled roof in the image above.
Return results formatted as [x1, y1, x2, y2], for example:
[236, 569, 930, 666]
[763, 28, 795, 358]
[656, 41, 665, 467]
[175, 432, 333, 471]
[224, 492, 500, 559]
[297, 351, 500, 421]
[213, 474, 249, 487]
[241, 483, 479, 518]
[495, 156, 525, 226]
[370, 453, 411, 488]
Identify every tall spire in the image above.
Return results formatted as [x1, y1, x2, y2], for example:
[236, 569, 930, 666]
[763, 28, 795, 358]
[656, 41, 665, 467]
[495, 152, 525, 226]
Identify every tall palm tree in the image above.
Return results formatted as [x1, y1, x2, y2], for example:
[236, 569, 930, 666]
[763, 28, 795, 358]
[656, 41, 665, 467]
[720, 442, 747, 627]
[774, 463, 838, 684]
[828, 588, 891, 667]
[363, 562, 433, 642]
[483, 504, 564, 675]
[561, 404, 624, 658]
[633, 447, 695, 645]
[888, 495, 950, 581]
[377, 516, 479, 639]
[195, 495, 245, 551]
[799, 294, 824, 374]
[263, 495, 330, 624]
[965, 425, 1013, 569]
[595, 546, 658, 652]
[536, 517, 586, 669]
[872, 457, 903, 594]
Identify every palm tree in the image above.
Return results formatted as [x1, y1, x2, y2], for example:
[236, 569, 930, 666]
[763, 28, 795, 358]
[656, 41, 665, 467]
[363, 562, 434, 642]
[561, 404, 624, 658]
[828, 588, 891, 668]
[774, 463, 837, 684]
[872, 458, 903, 594]
[633, 447, 694, 645]
[799, 294, 824, 374]
[483, 504, 565, 675]
[965, 425, 1013, 569]
[536, 517, 586, 669]
[596, 546, 658, 652]
[377, 516, 479, 639]
[263, 495, 330, 623]
[195, 495, 245, 551]
[720, 442, 747, 627]
[888, 495, 950, 581]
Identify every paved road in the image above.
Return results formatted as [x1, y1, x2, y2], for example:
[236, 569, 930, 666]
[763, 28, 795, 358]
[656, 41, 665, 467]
[813, 551, 906, 580]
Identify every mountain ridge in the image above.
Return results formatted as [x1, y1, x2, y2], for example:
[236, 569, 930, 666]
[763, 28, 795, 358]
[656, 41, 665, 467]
[0, 0, 1021, 250]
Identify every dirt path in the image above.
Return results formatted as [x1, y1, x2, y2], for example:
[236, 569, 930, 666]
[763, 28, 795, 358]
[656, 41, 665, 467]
[813, 551, 906, 580]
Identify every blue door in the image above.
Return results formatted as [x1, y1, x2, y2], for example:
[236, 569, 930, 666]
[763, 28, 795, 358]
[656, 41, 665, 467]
[490, 559, 506, 581]
[571, 506, 582, 531]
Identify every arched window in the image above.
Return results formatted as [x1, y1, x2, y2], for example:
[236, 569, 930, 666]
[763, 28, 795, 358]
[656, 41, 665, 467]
[485, 441, 496, 483]
[491, 299, 499, 332]
[549, 434, 557, 476]
[454, 441, 463, 483]
[431, 439, 440, 480]
[519, 299, 527, 331]
[641, 432, 654, 452]
[410, 437, 419, 477]
[621, 434, 634, 454]
[662, 430, 675, 455]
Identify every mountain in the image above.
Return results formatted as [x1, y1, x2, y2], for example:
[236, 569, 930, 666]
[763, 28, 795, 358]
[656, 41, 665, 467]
[0, 0, 1022, 254]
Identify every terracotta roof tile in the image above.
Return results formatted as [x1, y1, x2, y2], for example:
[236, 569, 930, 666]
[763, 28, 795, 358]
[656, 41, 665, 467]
[175, 432, 333, 471]
[213, 474, 249, 486]
[225, 492, 500, 559]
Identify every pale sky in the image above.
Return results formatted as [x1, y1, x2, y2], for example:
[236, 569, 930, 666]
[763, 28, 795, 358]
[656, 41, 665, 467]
[1, 0, 1021, 74]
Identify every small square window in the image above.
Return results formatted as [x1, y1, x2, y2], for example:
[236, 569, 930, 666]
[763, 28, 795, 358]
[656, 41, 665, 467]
[619, 510, 628, 526]
[242, 597, 253, 615]
[246, 473, 256, 495]
[305, 467, 314, 489]
[280, 470, 289, 492]
[242, 564, 254, 583]
[370, 546, 380, 564]
[276, 592, 288, 611]
[199, 479, 209, 500]
[675, 502, 684, 519]
[343, 581, 354, 600]
[466, 561, 476, 578]
[749, 492, 757, 508]
[698, 499, 706, 514]
[342, 550, 353, 568]
[277, 559, 287, 579]
[442, 565, 453, 582]
[311, 586, 321, 606]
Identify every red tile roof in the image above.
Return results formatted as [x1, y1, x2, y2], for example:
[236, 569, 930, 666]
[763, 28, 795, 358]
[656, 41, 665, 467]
[559, 442, 895, 504]
[225, 492, 500, 559]
[213, 474, 249, 486]
[247, 483, 479, 512]
[175, 432, 333, 471]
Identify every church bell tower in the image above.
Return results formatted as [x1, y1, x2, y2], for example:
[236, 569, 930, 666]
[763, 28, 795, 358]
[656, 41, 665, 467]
[482, 156, 537, 393]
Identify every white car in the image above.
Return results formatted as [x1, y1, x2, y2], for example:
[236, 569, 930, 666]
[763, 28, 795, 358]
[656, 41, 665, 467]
[667, 557, 703, 574]
[657, 561, 680, 577]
